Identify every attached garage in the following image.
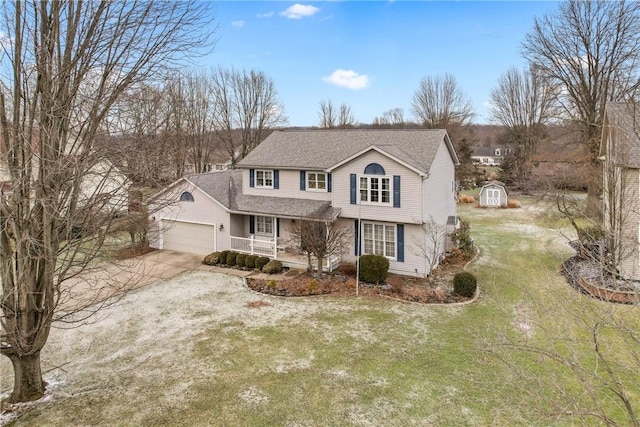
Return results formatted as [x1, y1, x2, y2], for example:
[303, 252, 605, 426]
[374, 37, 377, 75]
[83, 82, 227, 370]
[161, 220, 216, 255]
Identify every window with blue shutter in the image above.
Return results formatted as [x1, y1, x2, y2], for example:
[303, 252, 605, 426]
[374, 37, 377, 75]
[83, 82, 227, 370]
[300, 171, 306, 191]
[350, 174, 357, 204]
[396, 224, 404, 262]
[274, 170, 279, 189]
[327, 173, 332, 193]
[249, 215, 255, 234]
[249, 169, 255, 188]
[393, 175, 401, 208]
[276, 218, 280, 238]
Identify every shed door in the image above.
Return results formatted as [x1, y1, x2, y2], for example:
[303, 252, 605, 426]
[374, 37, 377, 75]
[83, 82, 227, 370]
[486, 188, 501, 206]
[162, 220, 215, 255]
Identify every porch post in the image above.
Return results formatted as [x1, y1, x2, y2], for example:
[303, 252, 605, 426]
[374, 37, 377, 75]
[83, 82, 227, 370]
[250, 235, 255, 255]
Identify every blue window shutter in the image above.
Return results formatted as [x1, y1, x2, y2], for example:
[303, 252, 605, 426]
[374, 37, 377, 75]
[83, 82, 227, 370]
[327, 173, 332, 193]
[249, 169, 255, 188]
[354, 219, 360, 256]
[397, 224, 404, 262]
[276, 218, 280, 238]
[350, 174, 357, 204]
[300, 171, 306, 190]
[274, 170, 279, 189]
[249, 215, 255, 234]
[393, 175, 401, 208]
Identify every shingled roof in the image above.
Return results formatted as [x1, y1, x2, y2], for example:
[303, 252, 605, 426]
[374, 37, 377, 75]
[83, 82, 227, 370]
[237, 129, 457, 173]
[187, 170, 340, 220]
[601, 102, 640, 168]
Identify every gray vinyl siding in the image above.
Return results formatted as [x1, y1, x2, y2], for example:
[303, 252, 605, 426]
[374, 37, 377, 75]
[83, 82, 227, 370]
[332, 150, 422, 224]
[149, 181, 230, 252]
[341, 220, 428, 277]
[242, 168, 332, 201]
[422, 140, 457, 225]
[617, 168, 640, 280]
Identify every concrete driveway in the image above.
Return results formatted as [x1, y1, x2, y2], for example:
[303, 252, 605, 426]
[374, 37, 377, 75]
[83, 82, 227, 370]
[60, 250, 204, 311]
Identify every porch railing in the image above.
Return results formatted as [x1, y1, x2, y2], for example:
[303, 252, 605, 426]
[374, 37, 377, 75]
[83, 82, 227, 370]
[230, 235, 277, 258]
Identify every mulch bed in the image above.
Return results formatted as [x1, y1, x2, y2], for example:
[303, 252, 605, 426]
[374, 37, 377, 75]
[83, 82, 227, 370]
[246, 249, 474, 304]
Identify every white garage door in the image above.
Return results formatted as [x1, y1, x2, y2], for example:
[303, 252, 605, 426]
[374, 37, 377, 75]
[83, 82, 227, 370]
[162, 220, 215, 255]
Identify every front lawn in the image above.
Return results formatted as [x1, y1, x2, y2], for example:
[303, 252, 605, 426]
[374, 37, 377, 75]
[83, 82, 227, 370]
[2, 195, 638, 426]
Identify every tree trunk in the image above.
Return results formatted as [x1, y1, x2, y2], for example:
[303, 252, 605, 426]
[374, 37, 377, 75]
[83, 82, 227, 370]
[3, 351, 46, 403]
[317, 256, 324, 277]
[586, 164, 603, 221]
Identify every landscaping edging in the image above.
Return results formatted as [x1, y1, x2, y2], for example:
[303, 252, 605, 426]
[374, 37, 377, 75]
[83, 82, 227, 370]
[577, 277, 640, 304]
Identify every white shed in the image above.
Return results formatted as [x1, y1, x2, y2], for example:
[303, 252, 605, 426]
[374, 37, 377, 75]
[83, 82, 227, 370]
[479, 181, 508, 208]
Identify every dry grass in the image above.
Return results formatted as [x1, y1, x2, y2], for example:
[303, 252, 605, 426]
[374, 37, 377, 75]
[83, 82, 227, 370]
[458, 194, 476, 203]
[246, 300, 273, 309]
[507, 199, 521, 208]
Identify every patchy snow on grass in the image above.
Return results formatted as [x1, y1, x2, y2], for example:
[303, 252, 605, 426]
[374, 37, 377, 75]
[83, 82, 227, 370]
[238, 386, 270, 406]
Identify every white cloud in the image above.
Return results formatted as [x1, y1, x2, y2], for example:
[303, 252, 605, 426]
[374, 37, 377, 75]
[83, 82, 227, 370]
[280, 4, 320, 20]
[322, 69, 370, 90]
[257, 12, 274, 18]
[232, 21, 245, 28]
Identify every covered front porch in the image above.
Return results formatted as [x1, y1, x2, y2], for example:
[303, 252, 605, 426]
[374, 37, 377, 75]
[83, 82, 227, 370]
[227, 213, 341, 272]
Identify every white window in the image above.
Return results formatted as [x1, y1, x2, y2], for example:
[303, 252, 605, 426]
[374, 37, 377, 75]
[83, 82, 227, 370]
[363, 222, 395, 259]
[359, 176, 391, 204]
[256, 170, 273, 188]
[256, 216, 273, 235]
[307, 172, 327, 191]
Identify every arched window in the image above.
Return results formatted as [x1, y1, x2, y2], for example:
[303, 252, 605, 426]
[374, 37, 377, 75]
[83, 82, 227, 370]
[359, 163, 390, 204]
[364, 163, 385, 175]
[180, 191, 194, 202]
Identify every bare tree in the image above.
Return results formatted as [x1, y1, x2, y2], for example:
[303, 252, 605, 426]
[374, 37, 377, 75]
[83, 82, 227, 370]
[372, 108, 405, 128]
[288, 219, 352, 276]
[101, 84, 173, 186]
[410, 217, 449, 276]
[0, 1, 214, 403]
[210, 67, 287, 166]
[411, 73, 475, 129]
[183, 71, 218, 174]
[318, 99, 336, 129]
[489, 67, 557, 185]
[522, 0, 640, 214]
[318, 99, 356, 129]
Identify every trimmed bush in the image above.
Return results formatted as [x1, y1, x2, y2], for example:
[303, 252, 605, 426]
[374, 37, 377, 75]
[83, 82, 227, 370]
[219, 250, 230, 265]
[236, 253, 247, 268]
[226, 251, 238, 266]
[203, 252, 221, 266]
[245, 255, 257, 269]
[255, 256, 270, 271]
[453, 272, 477, 298]
[358, 254, 389, 284]
[262, 260, 283, 274]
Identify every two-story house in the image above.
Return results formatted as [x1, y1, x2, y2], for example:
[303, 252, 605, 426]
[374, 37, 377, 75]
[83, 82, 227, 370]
[471, 146, 509, 166]
[148, 129, 459, 277]
[600, 102, 640, 281]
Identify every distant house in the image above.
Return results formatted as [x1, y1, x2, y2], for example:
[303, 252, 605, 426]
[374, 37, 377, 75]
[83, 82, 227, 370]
[599, 102, 640, 280]
[148, 129, 460, 277]
[478, 181, 508, 207]
[471, 146, 510, 166]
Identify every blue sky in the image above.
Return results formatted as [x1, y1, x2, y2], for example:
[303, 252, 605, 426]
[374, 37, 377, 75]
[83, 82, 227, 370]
[203, 1, 560, 127]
